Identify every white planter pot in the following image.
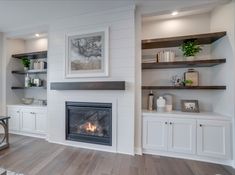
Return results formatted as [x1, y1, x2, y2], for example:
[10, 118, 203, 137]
[186, 56, 195, 61]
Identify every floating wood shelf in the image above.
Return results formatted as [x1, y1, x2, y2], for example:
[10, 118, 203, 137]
[12, 51, 47, 59]
[142, 31, 226, 49]
[11, 86, 46, 90]
[142, 86, 226, 90]
[142, 59, 226, 69]
[12, 69, 47, 74]
[50, 81, 125, 90]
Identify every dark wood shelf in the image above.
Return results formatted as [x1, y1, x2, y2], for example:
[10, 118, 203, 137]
[142, 59, 226, 69]
[50, 81, 125, 90]
[12, 69, 47, 74]
[12, 51, 47, 59]
[11, 86, 46, 90]
[142, 86, 226, 90]
[142, 31, 226, 49]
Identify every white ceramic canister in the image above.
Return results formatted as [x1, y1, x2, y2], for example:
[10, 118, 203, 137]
[163, 94, 173, 112]
[156, 96, 166, 112]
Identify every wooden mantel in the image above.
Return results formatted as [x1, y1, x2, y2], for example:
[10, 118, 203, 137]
[50, 81, 126, 90]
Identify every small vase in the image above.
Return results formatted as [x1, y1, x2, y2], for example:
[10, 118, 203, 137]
[186, 56, 195, 61]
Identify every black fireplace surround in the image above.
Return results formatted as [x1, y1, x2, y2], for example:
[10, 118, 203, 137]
[66, 102, 112, 146]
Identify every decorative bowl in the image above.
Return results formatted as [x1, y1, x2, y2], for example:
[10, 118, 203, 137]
[21, 98, 34, 105]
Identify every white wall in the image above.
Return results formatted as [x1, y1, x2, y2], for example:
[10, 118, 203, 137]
[209, 1, 235, 166]
[142, 13, 211, 39]
[47, 6, 135, 154]
[24, 38, 48, 52]
[210, 2, 235, 117]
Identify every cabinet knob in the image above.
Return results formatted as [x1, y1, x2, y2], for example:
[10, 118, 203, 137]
[165, 122, 168, 125]
[169, 122, 173, 125]
[199, 124, 203, 127]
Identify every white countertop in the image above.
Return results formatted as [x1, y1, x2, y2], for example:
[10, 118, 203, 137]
[142, 109, 231, 121]
[7, 104, 47, 109]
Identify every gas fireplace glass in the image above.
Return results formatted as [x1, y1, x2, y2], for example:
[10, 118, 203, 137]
[66, 102, 112, 146]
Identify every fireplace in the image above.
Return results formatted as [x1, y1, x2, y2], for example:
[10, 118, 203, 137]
[66, 102, 112, 146]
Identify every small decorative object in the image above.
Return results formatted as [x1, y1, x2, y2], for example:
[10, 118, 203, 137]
[184, 69, 199, 86]
[65, 27, 109, 78]
[147, 91, 154, 111]
[156, 96, 166, 112]
[157, 50, 175, 62]
[163, 94, 173, 112]
[21, 57, 30, 71]
[181, 100, 199, 113]
[171, 75, 183, 86]
[33, 78, 43, 87]
[24, 73, 31, 88]
[180, 40, 202, 60]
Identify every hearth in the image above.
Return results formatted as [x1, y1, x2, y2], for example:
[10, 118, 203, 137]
[66, 102, 112, 146]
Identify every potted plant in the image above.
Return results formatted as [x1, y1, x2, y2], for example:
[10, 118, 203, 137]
[180, 40, 202, 60]
[21, 57, 30, 71]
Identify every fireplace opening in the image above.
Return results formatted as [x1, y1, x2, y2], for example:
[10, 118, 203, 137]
[66, 102, 112, 146]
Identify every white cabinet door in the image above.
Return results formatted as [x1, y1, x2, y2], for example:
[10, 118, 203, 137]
[35, 112, 47, 134]
[21, 109, 36, 133]
[8, 108, 21, 131]
[143, 117, 168, 151]
[8, 108, 20, 131]
[168, 118, 196, 154]
[197, 120, 231, 159]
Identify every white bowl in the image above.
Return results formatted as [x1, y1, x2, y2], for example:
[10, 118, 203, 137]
[22, 98, 34, 105]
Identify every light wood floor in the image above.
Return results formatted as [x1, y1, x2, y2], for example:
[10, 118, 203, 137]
[0, 134, 234, 175]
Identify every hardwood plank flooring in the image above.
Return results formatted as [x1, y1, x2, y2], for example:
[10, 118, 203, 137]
[0, 134, 234, 175]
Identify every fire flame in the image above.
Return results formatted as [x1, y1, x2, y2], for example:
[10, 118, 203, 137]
[86, 122, 97, 132]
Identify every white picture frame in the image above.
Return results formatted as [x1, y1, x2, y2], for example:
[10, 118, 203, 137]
[65, 27, 109, 78]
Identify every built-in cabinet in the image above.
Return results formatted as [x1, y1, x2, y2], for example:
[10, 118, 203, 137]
[8, 105, 47, 138]
[197, 120, 230, 159]
[143, 117, 196, 154]
[143, 111, 231, 161]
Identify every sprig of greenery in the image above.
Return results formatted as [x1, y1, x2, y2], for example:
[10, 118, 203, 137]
[21, 57, 30, 68]
[183, 79, 193, 86]
[180, 41, 202, 57]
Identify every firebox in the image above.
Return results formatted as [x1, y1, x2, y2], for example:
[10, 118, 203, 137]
[66, 102, 112, 146]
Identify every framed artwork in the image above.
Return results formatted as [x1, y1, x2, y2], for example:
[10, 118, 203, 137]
[181, 100, 199, 113]
[65, 27, 109, 78]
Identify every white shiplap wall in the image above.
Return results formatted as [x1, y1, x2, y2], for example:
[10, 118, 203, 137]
[47, 6, 135, 154]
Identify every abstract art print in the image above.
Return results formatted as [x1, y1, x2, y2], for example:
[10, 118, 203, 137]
[65, 28, 109, 78]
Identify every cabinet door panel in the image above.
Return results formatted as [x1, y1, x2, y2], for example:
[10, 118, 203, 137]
[8, 108, 20, 131]
[143, 117, 168, 151]
[21, 110, 36, 133]
[168, 118, 196, 154]
[197, 120, 231, 159]
[35, 112, 46, 134]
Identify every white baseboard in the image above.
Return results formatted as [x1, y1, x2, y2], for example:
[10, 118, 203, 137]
[10, 131, 46, 139]
[143, 149, 233, 166]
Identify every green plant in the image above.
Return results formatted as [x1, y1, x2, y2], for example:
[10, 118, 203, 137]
[183, 79, 193, 86]
[21, 57, 30, 68]
[180, 40, 202, 57]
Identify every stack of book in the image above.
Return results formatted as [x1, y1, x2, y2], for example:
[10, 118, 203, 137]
[157, 50, 175, 62]
[142, 58, 157, 63]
